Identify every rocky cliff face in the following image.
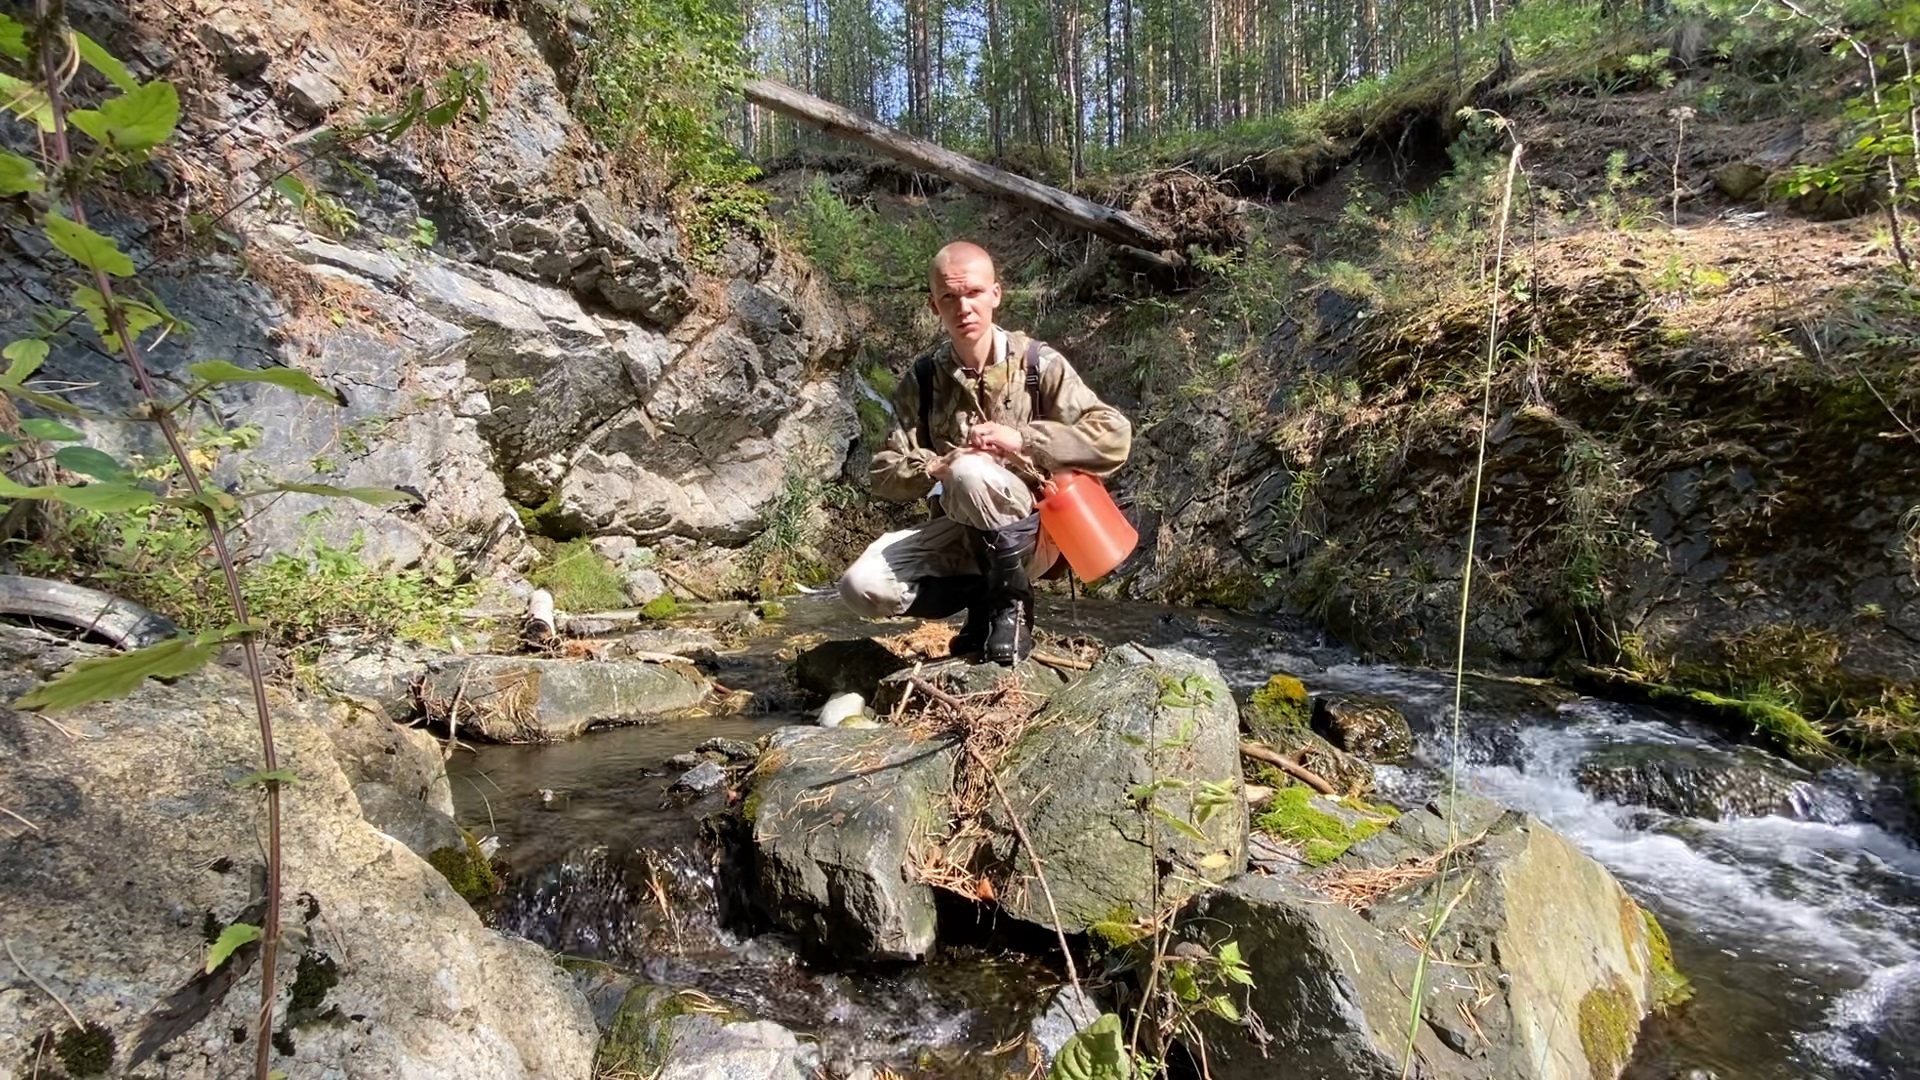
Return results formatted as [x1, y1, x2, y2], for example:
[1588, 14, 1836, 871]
[3, 0, 856, 584]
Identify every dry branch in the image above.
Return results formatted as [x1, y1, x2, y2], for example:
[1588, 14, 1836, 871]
[1239, 740, 1337, 795]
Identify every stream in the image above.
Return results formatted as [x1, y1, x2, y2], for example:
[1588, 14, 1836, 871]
[451, 594, 1920, 1079]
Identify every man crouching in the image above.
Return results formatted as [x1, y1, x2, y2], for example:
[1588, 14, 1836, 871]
[838, 241, 1132, 665]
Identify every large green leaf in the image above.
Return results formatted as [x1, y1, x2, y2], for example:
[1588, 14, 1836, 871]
[14, 626, 247, 712]
[53, 445, 130, 482]
[1, 339, 48, 385]
[72, 285, 164, 350]
[73, 31, 140, 92]
[68, 80, 180, 153]
[261, 482, 421, 506]
[44, 211, 136, 278]
[204, 923, 262, 974]
[1047, 1013, 1129, 1080]
[0, 151, 43, 195]
[188, 360, 343, 403]
[0, 473, 155, 512]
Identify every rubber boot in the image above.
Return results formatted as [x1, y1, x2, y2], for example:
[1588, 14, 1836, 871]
[905, 575, 989, 657]
[976, 514, 1040, 666]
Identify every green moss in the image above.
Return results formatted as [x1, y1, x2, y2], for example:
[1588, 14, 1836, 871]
[598, 986, 679, 1078]
[755, 599, 788, 620]
[1089, 906, 1148, 949]
[426, 832, 499, 903]
[856, 397, 891, 446]
[287, 950, 340, 1018]
[1251, 786, 1394, 866]
[54, 1023, 114, 1076]
[639, 593, 681, 620]
[528, 538, 628, 611]
[1639, 907, 1693, 1010]
[740, 787, 764, 824]
[1577, 975, 1638, 1078]
[1248, 674, 1311, 730]
[515, 489, 576, 540]
[862, 361, 899, 398]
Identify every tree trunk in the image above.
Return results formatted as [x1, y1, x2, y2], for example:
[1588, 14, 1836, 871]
[743, 77, 1171, 249]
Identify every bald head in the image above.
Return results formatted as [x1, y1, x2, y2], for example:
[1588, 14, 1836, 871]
[928, 241, 1003, 359]
[929, 241, 996, 288]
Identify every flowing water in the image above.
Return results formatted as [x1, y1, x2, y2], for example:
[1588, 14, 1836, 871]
[452, 593, 1920, 1079]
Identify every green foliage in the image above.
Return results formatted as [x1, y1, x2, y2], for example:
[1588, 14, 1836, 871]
[14, 625, 251, 712]
[1247, 674, 1310, 729]
[530, 538, 630, 612]
[1252, 786, 1396, 865]
[1048, 1013, 1129, 1080]
[788, 177, 947, 288]
[205, 922, 263, 974]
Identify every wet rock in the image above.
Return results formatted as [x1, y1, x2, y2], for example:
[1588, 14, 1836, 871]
[284, 71, 344, 119]
[1575, 743, 1829, 821]
[746, 726, 958, 961]
[0, 626, 596, 1077]
[1183, 794, 1669, 1080]
[973, 645, 1247, 933]
[791, 638, 910, 704]
[417, 656, 712, 741]
[672, 760, 728, 795]
[1241, 674, 1374, 794]
[355, 780, 468, 858]
[1028, 985, 1103, 1065]
[697, 736, 758, 762]
[1311, 693, 1414, 762]
[667, 752, 707, 770]
[612, 627, 725, 660]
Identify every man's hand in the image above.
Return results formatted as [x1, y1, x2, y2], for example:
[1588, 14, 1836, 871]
[966, 421, 1024, 458]
[928, 447, 985, 482]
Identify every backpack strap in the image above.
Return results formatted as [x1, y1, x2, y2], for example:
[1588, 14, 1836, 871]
[915, 350, 938, 450]
[1024, 338, 1044, 422]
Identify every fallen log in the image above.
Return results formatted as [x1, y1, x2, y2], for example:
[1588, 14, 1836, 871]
[743, 78, 1172, 252]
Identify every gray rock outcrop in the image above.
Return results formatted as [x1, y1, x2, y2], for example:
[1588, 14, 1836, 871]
[0, 626, 596, 1078]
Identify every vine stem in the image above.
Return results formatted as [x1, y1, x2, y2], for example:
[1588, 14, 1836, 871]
[34, 7, 283, 1076]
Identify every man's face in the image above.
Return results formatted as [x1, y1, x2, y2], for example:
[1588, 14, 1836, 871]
[929, 257, 1002, 348]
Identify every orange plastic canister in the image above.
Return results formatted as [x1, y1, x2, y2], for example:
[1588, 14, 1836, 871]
[1038, 471, 1139, 581]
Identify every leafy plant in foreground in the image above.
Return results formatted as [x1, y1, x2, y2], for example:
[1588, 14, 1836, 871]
[0, 10, 483, 1074]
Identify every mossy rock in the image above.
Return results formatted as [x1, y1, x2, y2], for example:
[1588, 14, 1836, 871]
[639, 593, 681, 620]
[426, 831, 499, 903]
[1245, 673, 1310, 734]
[1578, 974, 1638, 1078]
[1251, 786, 1396, 866]
[53, 1022, 115, 1076]
[1640, 906, 1693, 1010]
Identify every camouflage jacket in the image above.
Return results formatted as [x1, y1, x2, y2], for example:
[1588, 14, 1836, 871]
[869, 327, 1132, 504]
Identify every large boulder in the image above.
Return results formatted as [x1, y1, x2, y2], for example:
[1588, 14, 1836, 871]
[1182, 794, 1680, 1080]
[746, 726, 959, 961]
[1312, 693, 1415, 763]
[0, 626, 596, 1078]
[415, 656, 713, 741]
[974, 645, 1247, 932]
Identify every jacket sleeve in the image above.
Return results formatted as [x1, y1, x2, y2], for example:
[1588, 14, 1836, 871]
[867, 360, 943, 504]
[1019, 345, 1131, 478]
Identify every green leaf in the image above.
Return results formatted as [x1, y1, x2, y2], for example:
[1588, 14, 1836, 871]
[1151, 805, 1208, 843]
[53, 445, 128, 481]
[271, 175, 310, 210]
[44, 211, 136, 277]
[233, 768, 300, 788]
[2, 339, 48, 385]
[0, 150, 43, 195]
[1216, 940, 1243, 967]
[0, 73, 55, 131]
[204, 922, 262, 974]
[67, 80, 180, 153]
[0, 433, 18, 452]
[0, 15, 27, 60]
[73, 31, 139, 92]
[166, 489, 240, 518]
[260, 482, 421, 506]
[1047, 1013, 1129, 1080]
[73, 286, 164, 350]
[19, 418, 83, 442]
[187, 359, 343, 403]
[55, 482, 157, 513]
[1206, 995, 1241, 1022]
[14, 628, 237, 711]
